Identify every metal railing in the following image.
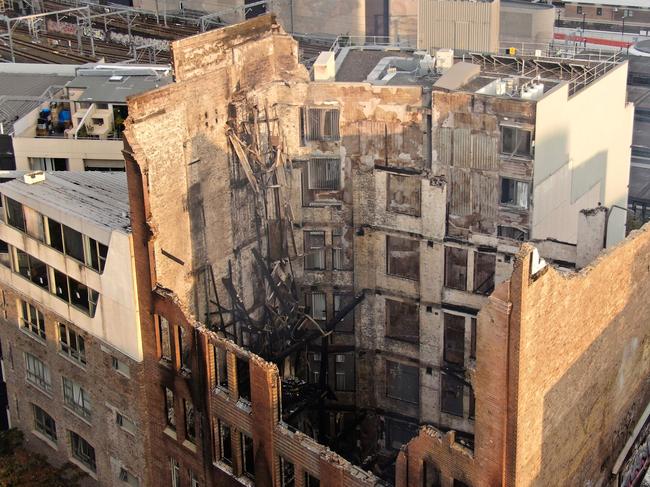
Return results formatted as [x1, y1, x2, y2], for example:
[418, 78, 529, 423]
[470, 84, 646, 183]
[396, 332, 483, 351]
[567, 50, 623, 96]
[330, 34, 416, 53]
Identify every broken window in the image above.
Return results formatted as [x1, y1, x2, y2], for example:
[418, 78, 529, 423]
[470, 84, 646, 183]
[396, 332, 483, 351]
[184, 399, 195, 443]
[333, 293, 354, 332]
[237, 358, 251, 403]
[444, 247, 468, 291]
[5, 197, 25, 231]
[216, 419, 232, 465]
[385, 417, 418, 451]
[473, 252, 496, 295]
[386, 360, 419, 404]
[334, 353, 355, 392]
[385, 298, 419, 343]
[280, 457, 295, 487]
[387, 174, 421, 217]
[306, 292, 327, 322]
[213, 346, 229, 391]
[500, 178, 529, 209]
[332, 230, 353, 271]
[501, 126, 532, 157]
[441, 373, 464, 417]
[157, 316, 172, 363]
[308, 158, 341, 190]
[304, 232, 326, 270]
[444, 314, 465, 367]
[14, 249, 48, 290]
[164, 387, 175, 430]
[241, 433, 255, 478]
[69, 277, 99, 317]
[497, 225, 528, 241]
[386, 236, 419, 281]
[423, 461, 442, 487]
[302, 107, 340, 141]
[53, 269, 69, 301]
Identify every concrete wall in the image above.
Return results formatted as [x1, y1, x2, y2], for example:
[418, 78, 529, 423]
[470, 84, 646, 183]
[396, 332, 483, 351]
[532, 62, 634, 247]
[500, 1, 555, 46]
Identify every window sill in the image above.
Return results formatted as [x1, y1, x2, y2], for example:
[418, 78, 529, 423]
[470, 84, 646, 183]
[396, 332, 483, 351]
[69, 457, 97, 479]
[236, 399, 252, 413]
[182, 439, 197, 453]
[25, 381, 53, 399]
[498, 204, 529, 213]
[58, 352, 87, 370]
[213, 460, 233, 475]
[31, 430, 58, 450]
[239, 474, 255, 487]
[63, 406, 92, 426]
[163, 427, 177, 440]
[19, 328, 47, 346]
[386, 273, 420, 283]
[159, 358, 172, 369]
[499, 153, 533, 162]
[385, 335, 419, 345]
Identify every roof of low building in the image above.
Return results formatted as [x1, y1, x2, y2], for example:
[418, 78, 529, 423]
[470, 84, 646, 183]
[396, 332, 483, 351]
[0, 171, 130, 234]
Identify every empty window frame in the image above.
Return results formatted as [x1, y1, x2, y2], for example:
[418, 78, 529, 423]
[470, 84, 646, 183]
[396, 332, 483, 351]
[59, 323, 86, 365]
[305, 473, 320, 487]
[386, 360, 419, 404]
[501, 126, 532, 157]
[19, 299, 45, 340]
[423, 461, 442, 487]
[280, 456, 295, 487]
[213, 345, 229, 391]
[497, 225, 528, 241]
[333, 293, 354, 332]
[308, 158, 341, 190]
[33, 404, 57, 442]
[216, 419, 233, 465]
[302, 107, 340, 142]
[334, 353, 355, 392]
[500, 178, 529, 209]
[63, 377, 91, 419]
[304, 231, 326, 270]
[387, 174, 421, 216]
[178, 326, 191, 371]
[576, 5, 583, 14]
[184, 399, 196, 443]
[25, 352, 51, 393]
[443, 314, 465, 367]
[332, 230, 352, 271]
[596, 7, 602, 15]
[306, 292, 327, 322]
[385, 298, 419, 343]
[473, 251, 496, 295]
[68, 276, 99, 316]
[386, 235, 419, 281]
[164, 387, 176, 430]
[444, 246, 468, 291]
[385, 417, 419, 451]
[70, 431, 96, 472]
[157, 315, 172, 363]
[441, 372, 464, 417]
[237, 358, 251, 403]
[241, 433, 255, 478]
[5, 197, 25, 231]
[14, 248, 48, 290]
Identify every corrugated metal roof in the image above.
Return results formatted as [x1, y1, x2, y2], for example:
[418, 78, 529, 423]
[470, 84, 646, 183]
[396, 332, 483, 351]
[66, 69, 172, 103]
[0, 172, 130, 233]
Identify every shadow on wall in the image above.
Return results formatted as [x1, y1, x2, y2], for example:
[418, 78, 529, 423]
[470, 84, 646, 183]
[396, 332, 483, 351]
[532, 240, 650, 486]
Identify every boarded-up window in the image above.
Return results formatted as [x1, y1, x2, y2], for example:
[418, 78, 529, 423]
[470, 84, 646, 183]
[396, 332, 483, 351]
[500, 178, 529, 209]
[333, 293, 354, 332]
[304, 231, 325, 270]
[386, 299, 419, 342]
[444, 314, 465, 367]
[386, 236, 419, 281]
[474, 252, 495, 295]
[385, 418, 418, 451]
[332, 229, 353, 271]
[386, 360, 419, 404]
[501, 126, 532, 157]
[334, 353, 355, 391]
[387, 174, 420, 216]
[441, 372, 464, 416]
[308, 158, 340, 190]
[444, 246, 468, 290]
[302, 107, 340, 141]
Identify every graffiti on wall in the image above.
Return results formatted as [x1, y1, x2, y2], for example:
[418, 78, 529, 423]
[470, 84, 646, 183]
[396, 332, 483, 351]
[108, 31, 170, 51]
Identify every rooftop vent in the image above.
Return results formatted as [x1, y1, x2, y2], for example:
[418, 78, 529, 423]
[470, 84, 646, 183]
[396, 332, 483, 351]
[24, 171, 45, 185]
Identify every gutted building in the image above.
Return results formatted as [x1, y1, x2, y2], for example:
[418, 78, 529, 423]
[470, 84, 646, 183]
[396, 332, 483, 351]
[117, 13, 643, 487]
